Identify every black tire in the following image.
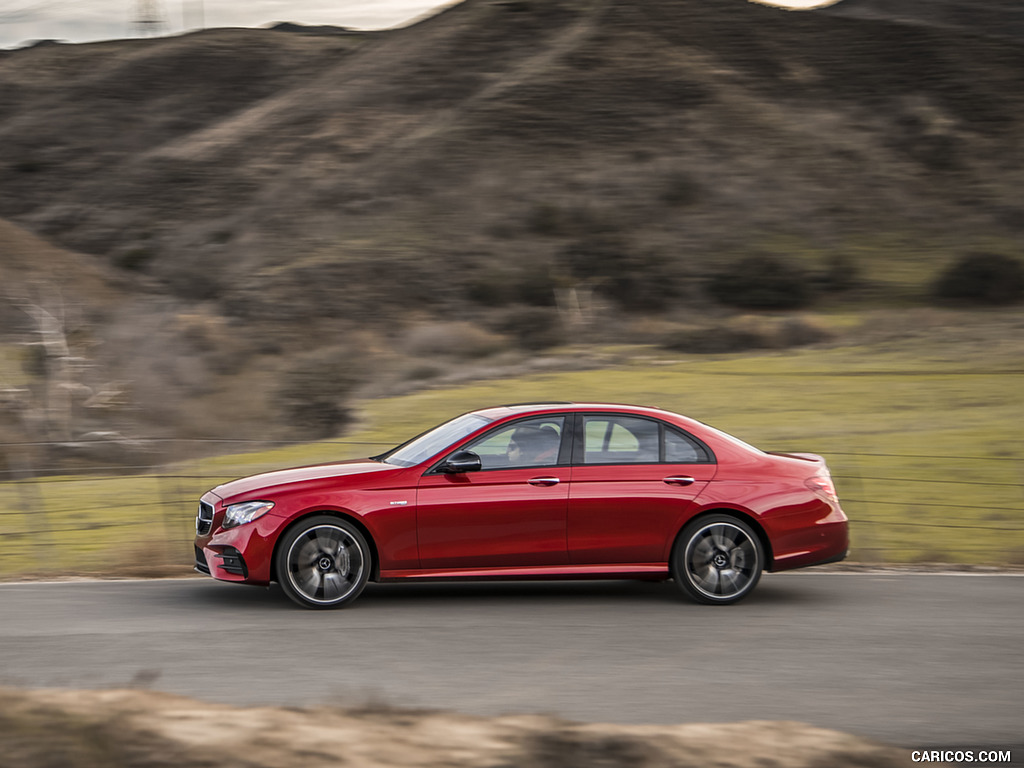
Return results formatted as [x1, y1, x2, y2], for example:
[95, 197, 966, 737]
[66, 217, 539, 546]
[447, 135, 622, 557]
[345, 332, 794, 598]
[275, 515, 371, 609]
[672, 514, 763, 605]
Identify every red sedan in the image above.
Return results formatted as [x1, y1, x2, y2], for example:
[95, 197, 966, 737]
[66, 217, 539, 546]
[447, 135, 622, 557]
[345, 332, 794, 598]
[194, 403, 848, 608]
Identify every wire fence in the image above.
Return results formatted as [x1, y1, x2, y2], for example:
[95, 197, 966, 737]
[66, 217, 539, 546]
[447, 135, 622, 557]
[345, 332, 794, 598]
[0, 439, 1021, 575]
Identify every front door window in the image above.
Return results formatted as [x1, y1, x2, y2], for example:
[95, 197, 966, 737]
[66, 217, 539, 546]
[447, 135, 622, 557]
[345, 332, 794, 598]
[465, 416, 566, 470]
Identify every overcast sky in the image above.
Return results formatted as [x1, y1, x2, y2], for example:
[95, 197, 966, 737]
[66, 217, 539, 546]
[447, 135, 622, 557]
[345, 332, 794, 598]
[0, 0, 459, 48]
[0, 0, 837, 50]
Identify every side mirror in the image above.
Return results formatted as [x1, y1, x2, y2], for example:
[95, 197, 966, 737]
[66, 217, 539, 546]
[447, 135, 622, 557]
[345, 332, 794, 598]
[440, 450, 482, 474]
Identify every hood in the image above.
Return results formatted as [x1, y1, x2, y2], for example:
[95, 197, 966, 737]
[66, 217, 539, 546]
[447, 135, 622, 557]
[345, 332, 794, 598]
[212, 460, 395, 501]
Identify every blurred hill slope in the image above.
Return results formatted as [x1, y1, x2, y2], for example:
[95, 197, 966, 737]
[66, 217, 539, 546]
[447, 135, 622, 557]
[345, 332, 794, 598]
[0, 218, 122, 304]
[0, 0, 1022, 444]
[823, 0, 1024, 41]
[0, 0, 1021, 317]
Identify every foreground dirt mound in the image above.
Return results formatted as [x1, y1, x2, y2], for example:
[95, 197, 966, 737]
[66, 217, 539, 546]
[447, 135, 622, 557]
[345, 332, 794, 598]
[0, 688, 910, 767]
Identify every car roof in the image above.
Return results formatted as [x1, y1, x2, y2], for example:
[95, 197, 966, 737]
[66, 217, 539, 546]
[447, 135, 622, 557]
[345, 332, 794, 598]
[472, 402, 672, 420]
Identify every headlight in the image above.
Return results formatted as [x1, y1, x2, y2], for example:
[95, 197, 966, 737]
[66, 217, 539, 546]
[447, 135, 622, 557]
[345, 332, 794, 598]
[222, 500, 275, 529]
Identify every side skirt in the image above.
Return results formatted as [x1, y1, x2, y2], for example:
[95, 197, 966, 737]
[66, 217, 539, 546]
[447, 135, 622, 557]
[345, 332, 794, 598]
[378, 563, 670, 582]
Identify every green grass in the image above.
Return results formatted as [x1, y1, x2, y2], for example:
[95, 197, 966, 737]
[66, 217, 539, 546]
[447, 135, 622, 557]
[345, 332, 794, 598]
[1, 333, 1021, 577]
[0, 344, 29, 387]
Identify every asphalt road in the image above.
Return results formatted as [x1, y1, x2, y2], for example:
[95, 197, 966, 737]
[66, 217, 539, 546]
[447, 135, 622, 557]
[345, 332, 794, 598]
[1, 573, 1021, 751]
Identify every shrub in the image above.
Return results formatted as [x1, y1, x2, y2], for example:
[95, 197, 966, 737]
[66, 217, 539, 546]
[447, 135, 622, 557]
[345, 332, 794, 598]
[774, 317, 832, 347]
[661, 316, 831, 355]
[660, 172, 701, 207]
[817, 254, 860, 293]
[465, 265, 557, 308]
[663, 327, 768, 354]
[114, 247, 154, 272]
[275, 346, 360, 438]
[707, 254, 813, 310]
[931, 252, 1024, 305]
[559, 237, 681, 311]
[493, 306, 563, 351]
[402, 364, 442, 382]
[465, 270, 516, 306]
[527, 203, 565, 236]
[560, 235, 627, 282]
[14, 159, 44, 173]
[606, 252, 682, 312]
[402, 322, 507, 359]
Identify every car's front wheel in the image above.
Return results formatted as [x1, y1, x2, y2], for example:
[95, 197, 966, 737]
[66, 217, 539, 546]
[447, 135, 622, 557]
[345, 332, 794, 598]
[673, 514, 763, 605]
[276, 515, 371, 609]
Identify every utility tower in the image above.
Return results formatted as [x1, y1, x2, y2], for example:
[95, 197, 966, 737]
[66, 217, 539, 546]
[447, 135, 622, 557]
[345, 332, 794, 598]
[131, 0, 167, 36]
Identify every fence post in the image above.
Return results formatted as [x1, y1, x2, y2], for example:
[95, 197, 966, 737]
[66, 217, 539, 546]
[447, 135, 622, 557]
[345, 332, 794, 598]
[844, 453, 874, 563]
[12, 454, 56, 572]
[156, 472, 178, 567]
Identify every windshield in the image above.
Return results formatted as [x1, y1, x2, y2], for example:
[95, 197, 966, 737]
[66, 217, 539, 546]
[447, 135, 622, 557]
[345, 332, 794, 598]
[379, 413, 494, 467]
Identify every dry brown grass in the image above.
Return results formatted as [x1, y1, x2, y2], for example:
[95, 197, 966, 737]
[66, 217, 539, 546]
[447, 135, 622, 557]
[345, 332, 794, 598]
[0, 688, 913, 768]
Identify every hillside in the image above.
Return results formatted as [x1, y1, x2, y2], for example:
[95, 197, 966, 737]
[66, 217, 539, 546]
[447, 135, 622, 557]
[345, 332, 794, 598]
[1, 0, 1022, 449]
[823, 0, 1024, 41]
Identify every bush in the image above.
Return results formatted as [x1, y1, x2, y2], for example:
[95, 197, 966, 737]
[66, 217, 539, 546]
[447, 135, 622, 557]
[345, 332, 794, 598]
[931, 252, 1024, 305]
[275, 346, 361, 438]
[527, 203, 565, 236]
[660, 172, 701, 207]
[464, 265, 557, 308]
[402, 322, 507, 359]
[774, 317, 832, 347]
[114, 247, 154, 272]
[525, 203, 620, 239]
[817, 254, 860, 293]
[707, 255, 813, 310]
[558, 237, 681, 311]
[493, 306, 563, 351]
[662, 316, 831, 355]
[663, 327, 768, 354]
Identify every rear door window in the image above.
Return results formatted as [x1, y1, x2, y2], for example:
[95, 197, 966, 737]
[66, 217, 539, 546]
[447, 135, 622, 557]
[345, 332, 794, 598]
[580, 415, 712, 465]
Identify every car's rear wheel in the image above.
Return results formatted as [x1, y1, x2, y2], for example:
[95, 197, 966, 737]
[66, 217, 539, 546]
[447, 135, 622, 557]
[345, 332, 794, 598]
[673, 514, 763, 605]
[276, 516, 370, 609]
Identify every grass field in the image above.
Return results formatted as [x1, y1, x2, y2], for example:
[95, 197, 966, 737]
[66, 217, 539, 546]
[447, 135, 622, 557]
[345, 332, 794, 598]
[1, 321, 1021, 578]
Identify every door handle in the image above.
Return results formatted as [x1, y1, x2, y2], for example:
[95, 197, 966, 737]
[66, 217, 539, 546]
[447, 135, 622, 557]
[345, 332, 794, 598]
[528, 477, 561, 487]
[663, 476, 696, 486]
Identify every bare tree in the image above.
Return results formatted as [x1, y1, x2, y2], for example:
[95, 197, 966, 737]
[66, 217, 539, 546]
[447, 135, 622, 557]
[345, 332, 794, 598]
[1, 284, 126, 460]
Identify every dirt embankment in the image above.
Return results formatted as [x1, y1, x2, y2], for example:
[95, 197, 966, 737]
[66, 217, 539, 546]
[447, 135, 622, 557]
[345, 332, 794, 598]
[0, 687, 912, 768]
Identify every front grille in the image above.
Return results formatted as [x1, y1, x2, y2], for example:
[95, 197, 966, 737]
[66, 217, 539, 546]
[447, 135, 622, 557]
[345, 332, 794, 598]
[194, 545, 210, 575]
[196, 501, 214, 536]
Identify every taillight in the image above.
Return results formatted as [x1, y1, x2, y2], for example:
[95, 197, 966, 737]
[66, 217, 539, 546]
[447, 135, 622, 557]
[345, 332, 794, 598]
[805, 474, 839, 504]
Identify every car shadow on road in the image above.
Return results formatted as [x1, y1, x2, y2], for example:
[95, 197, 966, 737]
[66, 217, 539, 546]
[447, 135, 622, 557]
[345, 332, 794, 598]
[181, 576, 831, 611]
[743, 578, 833, 607]
[363, 579, 676, 604]
[361, 577, 831, 609]
[180, 580, 295, 610]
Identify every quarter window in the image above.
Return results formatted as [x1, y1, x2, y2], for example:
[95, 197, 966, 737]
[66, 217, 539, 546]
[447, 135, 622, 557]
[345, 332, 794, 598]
[665, 426, 709, 463]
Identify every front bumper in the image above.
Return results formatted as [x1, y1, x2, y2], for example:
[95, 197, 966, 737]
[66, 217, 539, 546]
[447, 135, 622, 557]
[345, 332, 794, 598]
[194, 545, 210, 575]
[193, 492, 276, 585]
[194, 544, 248, 579]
